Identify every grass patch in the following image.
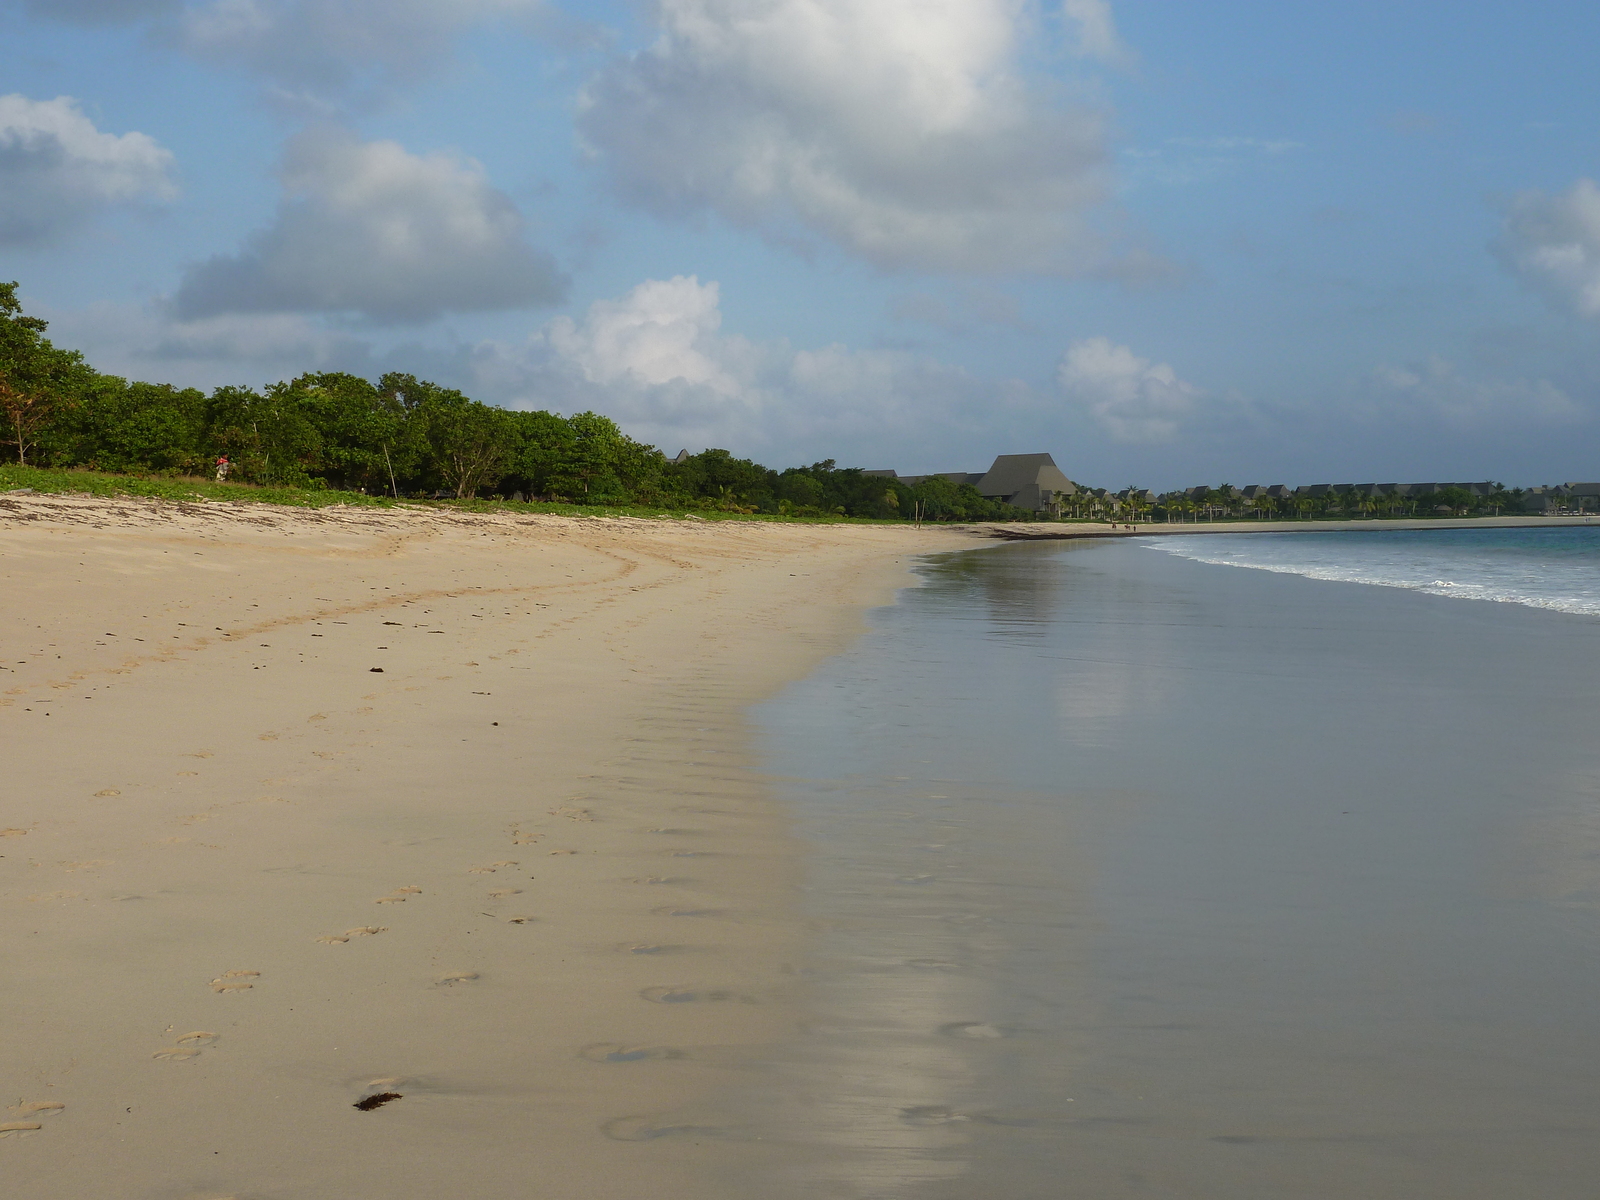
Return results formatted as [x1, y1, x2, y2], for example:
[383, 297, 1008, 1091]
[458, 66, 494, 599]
[0, 464, 920, 524]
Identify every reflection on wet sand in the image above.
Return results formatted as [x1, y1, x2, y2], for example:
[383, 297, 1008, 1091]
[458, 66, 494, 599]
[748, 539, 1600, 1198]
[733, 776, 1104, 1199]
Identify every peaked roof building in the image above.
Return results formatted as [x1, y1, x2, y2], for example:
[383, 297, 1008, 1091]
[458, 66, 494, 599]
[972, 453, 1078, 511]
[869, 453, 1078, 513]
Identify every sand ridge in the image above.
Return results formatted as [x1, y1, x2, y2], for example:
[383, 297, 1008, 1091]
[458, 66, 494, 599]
[0, 493, 971, 1199]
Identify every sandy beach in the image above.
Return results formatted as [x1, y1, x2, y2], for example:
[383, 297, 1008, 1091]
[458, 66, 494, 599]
[0, 493, 969, 1200]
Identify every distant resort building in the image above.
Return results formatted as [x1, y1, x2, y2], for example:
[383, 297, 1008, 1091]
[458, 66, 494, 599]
[858, 458, 1597, 518]
[1150, 481, 1600, 516]
[867, 453, 1079, 514]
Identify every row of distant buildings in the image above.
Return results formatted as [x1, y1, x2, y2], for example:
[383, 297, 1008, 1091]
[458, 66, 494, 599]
[1155, 481, 1600, 514]
[865, 454, 1600, 516]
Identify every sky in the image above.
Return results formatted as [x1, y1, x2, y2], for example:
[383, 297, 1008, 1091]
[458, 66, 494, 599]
[2, 0, 1598, 489]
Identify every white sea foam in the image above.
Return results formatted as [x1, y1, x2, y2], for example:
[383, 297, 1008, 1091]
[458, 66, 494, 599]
[1149, 527, 1600, 616]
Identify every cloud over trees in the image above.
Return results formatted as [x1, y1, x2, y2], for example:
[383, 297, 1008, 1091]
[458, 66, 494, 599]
[1057, 337, 1201, 443]
[172, 129, 565, 323]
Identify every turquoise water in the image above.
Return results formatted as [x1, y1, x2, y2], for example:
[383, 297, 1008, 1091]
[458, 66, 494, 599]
[1151, 523, 1600, 615]
[750, 536, 1600, 1199]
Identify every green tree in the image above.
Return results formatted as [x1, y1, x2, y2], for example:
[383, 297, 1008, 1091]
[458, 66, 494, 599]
[0, 281, 92, 465]
[418, 390, 513, 499]
[69, 377, 209, 473]
[203, 383, 322, 484]
[1432, 485, 1476, 515]
[283, 372, 402, 492]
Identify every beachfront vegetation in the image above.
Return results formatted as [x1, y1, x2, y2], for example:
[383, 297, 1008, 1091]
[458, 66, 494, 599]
[0, 282, 1035, 522]
[1067, 481, 1552, 522]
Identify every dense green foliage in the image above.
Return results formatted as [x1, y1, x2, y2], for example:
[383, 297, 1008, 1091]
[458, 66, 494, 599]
[0, 282, 1033, 521]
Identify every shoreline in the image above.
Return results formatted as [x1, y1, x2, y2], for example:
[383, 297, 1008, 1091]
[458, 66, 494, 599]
[0, 492, 971, 1199]
[976, 513, 1600, 540]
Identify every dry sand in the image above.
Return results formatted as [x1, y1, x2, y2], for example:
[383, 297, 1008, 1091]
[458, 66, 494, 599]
[0, 493, 971, 1200]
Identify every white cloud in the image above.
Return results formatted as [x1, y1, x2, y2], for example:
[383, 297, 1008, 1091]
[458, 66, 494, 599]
[1057, 337, 1200, 442]
[42, 298, 380, 392]
[578, 0, 1117, 273]
[1497, 178, 1600, 319]
[177, 0, 546, 110]
[469, 275, 1015, 460]
[1062, 0, 1127, 63]
[172, 128, 565, 324]
[0, 94, 176, 246]
[23, 0, 547, 111]
[546, 276, 746, 397]
[1368, 356, 1584, 426]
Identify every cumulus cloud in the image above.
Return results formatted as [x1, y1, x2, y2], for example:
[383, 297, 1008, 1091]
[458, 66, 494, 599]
[1497, 178, 1600, 319]
[1062, 0, 1128, 63]
[172, 128, 565, 324]
[178, 0, 546, 110]
[1369, 356, 1584, 425]
[578, 0, 1116, 273]
[1057, 337, 1201, 442]
[468, 275, 1017, 459]
[21, 0, 546, 110]
[39, 298, 381, 393]
[0, 94, 176, 246]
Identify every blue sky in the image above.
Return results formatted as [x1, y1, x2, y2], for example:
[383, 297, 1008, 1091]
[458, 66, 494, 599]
[3, 0, 1598, 488]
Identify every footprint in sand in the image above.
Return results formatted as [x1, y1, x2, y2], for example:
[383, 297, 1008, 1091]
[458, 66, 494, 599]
[651, 905, 724, 918]
[376, 886, 422, 903]
[486, 887, 521, 899]
[509, 828, 541, 845]
[579, 1043, 687, 1063]
[467, 861, 518, 875]
[937, 1021, 1008, 1040]
[210, 970, 260, 994]
[0, 1122, 43, 1138]
[6, 1102, 65, 1122]
[900, 1105, 970, 1126]
[640, 987, 752, 1005]
[629, 876, 690, 886]
[316, 926, 387, 944]
[549, 806, 594, 822]
[502, 915, 537, 924]
[0, 828, 29, 838]
[152, 1032, 218, 1061]
[434, 971, 479, 987]
[93, 788, 121, 797]
[620, 944, 687, 956]
[600, 1114, 739, 1143]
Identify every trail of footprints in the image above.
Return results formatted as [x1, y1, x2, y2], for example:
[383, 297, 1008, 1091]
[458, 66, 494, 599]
[117, 791, 734, 1127]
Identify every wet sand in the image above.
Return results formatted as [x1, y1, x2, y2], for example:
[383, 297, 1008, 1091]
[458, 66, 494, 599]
[0, 493, 968, 1200]
[753, 538, 1600, 1199]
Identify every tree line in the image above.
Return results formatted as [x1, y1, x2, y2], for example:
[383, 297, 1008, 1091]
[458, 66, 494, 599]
[0, 282, 1035, 521]
[1075, 483, 1532, 522]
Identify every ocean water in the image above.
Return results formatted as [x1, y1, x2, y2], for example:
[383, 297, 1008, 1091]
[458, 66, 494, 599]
[747, 535, 1600, 1199]
[1150, 523, 1600, 615]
